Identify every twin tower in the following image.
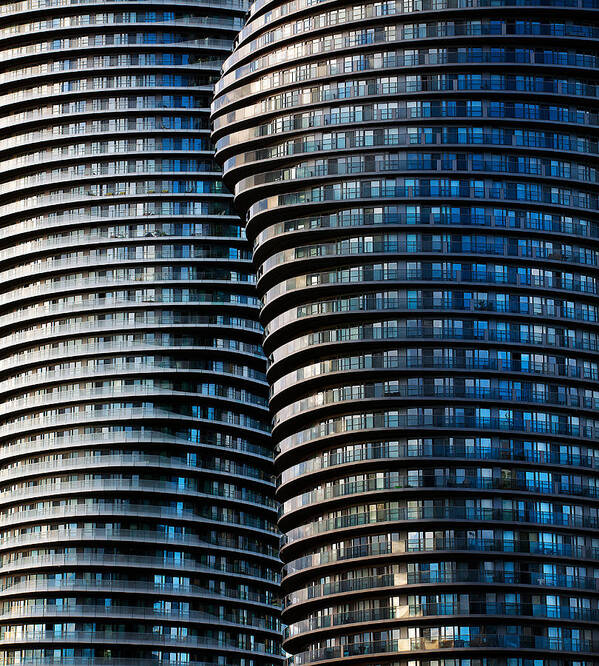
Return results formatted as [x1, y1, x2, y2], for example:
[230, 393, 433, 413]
[0, 0, 598, 664]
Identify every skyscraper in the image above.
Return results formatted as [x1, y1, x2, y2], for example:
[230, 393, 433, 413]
[213, 0, 599, 663]
[0, 1, 281, 664]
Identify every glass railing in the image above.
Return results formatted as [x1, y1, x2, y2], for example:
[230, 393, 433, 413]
[217, 96, 599, 134]
[265, 295, 599, 340]
[0, 15, 242, 41]
[0, 341, 264, 374]
[241, 0, 599, 51]
[284, 537, 599, 576]
[241, 158, 599, 190]
[274, 385, 599, 427]
[279, 442, 599, 485]
[0, 385, 268, 417]
[0, 629, 281, 655]
[261, 244, 599, 279]
[0, 603, 280, 632]
[249, 182, 599, 223]
[0, 452, 273, 484]
[0, 0, 248, 15]
[0, 298, 261, 331]
[219, 39, 599, 95]
[0, 61, 223, 91]
[219, 89, 599, 138]
[0, 188, 232, 225]
[0, 525, 277, 552]
[0, 128, 211, 159]
[0, 506, 276, 538]
[284, 570, 599, 607]
[282, 477, 599, 514]
[0, 352, 261, 379]
[283, 506, 599, 544]
[0, 431, 272, 463]
[0, 539, 280, 580]
[0, 659, 220, 666]
[272, 356, 599, 395]
[278, 413, 599, 455]
[0, 279, 260, 309]
[0, 478, 276, 511]
[0, 257, 255, 286]
[254, 208, 599, 246]
[287, 602, 599, 637]
[222, 50, 599, 106]
[0, 555, 279, 585]
[1, 380, 267, 409]
[0, 98, 215, 134]
[0, 164, 228, 196]
[0, 406, 269, 440]
[1, 211, 238, 243]
[0, 230, 246, 262]
[235, 134, 598, 168]
[0, 38, 234, 66]
[216, 72, 599, 116]
[269, 332, 599, 385]
[290, 635, 597, 664]
[0, 363, 266, 400]
[263, 269, 599, 308]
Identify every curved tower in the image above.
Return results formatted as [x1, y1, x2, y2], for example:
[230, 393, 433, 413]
[0, 1, 282, 664]
[213, 1, 599, 664]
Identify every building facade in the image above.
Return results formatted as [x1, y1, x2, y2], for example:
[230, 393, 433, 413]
[0, 1, 282, 664]
[212, 0, 599, 664]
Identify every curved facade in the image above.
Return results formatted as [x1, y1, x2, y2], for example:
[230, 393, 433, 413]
[0, 1, 282, 664]
[212, 1, 599, 664]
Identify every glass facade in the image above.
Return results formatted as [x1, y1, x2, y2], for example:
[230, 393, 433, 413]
[212, 0, 599, 664]
[0, 1, 282, 664]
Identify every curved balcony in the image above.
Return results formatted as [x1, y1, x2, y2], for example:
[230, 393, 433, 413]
[282, 506, 599, 547]
[283, 537, 599, 578]
[0, 525, 276, 556]
[290, 635, 599, 665]
[0, 629, 281, 655]
[283, 570, 599, 609]
[0, 556, 279, 584]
